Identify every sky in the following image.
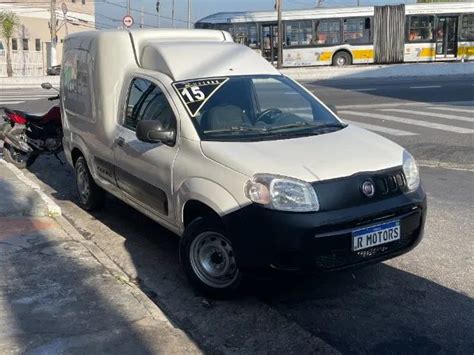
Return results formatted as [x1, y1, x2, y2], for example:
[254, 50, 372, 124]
[95, 0, 416, 29]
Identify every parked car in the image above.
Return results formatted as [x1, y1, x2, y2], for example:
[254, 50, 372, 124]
[60, 29, 427, 298]
[46, 65, 61, 76]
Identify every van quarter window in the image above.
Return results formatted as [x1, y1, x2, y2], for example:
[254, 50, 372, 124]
[124, 78, 176, 131]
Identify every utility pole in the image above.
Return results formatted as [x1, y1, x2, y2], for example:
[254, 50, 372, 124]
[187, 0, 191, 29]
[49, 0, 57, 67]
[276, 0, 283, 69]
[156, 1, 160, 28]
[127, 0, 131, 15]
[141, 4, 144, 28]
[171, 0, 175, 28]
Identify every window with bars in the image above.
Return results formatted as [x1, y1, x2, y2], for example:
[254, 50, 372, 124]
[12, 38, 18, 51]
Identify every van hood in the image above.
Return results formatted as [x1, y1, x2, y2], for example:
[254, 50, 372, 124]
[200, 125, 405, 182]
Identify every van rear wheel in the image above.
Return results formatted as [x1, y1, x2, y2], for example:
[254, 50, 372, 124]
[74, 156, 105, 211]
[180, 218, 242, 299]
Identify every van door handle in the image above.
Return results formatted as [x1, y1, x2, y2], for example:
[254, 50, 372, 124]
[115, 137, 125, 147]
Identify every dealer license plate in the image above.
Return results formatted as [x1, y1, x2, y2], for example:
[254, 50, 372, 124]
[352, 220, 400, 251]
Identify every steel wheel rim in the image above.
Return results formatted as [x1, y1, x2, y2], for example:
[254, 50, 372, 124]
[337, 56, 346, 66]
[189, 231, 239, 288]
[9, 146, 29, 164]
[76, 163, 90, 202]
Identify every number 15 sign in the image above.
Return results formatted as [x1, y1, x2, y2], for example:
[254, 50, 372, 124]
[173, 78, 229, 117]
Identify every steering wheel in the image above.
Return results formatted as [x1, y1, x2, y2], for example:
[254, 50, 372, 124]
[256, 108, 283, 124]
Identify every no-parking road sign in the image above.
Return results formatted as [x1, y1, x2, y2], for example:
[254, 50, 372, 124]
[123, 15, 134, 28]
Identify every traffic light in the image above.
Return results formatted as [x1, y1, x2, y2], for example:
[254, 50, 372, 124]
[156, 1, 160, 13]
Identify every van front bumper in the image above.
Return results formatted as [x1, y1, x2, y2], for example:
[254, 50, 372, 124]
[223, 185, 426, 273]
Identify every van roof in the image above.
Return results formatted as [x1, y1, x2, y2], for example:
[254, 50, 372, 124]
[129, 29, 279, 80]
[65, 29, 279, 81]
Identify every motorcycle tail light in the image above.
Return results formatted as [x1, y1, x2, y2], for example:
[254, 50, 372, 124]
[7, 112, 27, 125]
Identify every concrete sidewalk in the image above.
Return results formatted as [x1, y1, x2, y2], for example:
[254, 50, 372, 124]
[0, 160, 201, 353]
[0, 76, 59, 89]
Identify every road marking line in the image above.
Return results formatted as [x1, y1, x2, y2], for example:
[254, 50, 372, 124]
[409, 85, 442, 89]
[0, 101, 24, 105]
[338, 110, 474, 134]
[418, 160, 474, 172]
[335, 100, 474, 109]
[344, 119, 417, 136]
[427, 106, 473, 114]
[379, 108, 474, 123]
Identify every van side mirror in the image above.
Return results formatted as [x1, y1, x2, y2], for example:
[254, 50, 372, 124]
[327, 104, 337, 114]
[41, 82, 53, 90]
[136, 120, 176, 146]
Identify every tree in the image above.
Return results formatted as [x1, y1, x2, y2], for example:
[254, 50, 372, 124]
[0, 11, 19, 77]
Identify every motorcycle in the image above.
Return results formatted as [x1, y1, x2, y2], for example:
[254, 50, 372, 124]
[0, 83, 62, 169]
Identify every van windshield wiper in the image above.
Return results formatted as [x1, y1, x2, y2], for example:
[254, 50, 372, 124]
[262, 122, 345, 132]
[203, 126, 266, 134]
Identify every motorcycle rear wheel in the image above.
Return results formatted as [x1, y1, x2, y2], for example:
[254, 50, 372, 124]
[3, 142, 38, 169]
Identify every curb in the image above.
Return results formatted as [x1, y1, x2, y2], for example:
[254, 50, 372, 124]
[0, 159, 62, 217]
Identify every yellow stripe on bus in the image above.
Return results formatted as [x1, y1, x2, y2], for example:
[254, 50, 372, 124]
[458, 46, 474, 56]
[320, 52, 332, 61]
[352, 49, 374, 60]
[419, 48, 435, 57]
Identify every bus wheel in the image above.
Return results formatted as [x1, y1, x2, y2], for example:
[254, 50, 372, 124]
[332, 51, 352, 66]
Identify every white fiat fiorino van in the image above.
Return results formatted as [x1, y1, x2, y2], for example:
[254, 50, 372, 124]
[60, 29, 426, 298]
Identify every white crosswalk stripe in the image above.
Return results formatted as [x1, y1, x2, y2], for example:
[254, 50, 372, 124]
[426, 106, 473, 114]
[0, 89, 52, 105]
[343, 120, 418, 136]
[338, 110, 474, 134]
[379, 108, 474, 123]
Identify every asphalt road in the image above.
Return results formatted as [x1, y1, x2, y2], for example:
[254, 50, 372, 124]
[1, 77, 473, 353]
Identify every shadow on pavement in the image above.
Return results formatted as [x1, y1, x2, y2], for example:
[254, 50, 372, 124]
[19, 154, 474, 353]
[0, 179, 167, 354]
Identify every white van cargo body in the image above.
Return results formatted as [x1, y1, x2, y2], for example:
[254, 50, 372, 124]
[61, 29, 426, 298]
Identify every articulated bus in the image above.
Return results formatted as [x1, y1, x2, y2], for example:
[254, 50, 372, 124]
[195, 3, 474, 67]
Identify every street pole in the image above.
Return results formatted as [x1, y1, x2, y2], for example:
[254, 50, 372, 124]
[171, 0, 175, 28]
[276, 0, 283, 69]
[141, 4, 144, 28]
[187, 0, 191, 29]
[156, 1, 160, 28]
[127, 0, 131, 16]
[50, 0, 57, 67]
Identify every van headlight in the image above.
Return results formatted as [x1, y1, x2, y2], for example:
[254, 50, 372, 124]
[403, 151, 420, 192]
[244, 174, 319, 212]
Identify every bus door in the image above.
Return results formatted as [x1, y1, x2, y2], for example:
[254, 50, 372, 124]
[435, 16, 458, 58]
[261, 24, 279, 64]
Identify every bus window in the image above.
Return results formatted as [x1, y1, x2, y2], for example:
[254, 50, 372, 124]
[408, 16, 434, 42]
[314, 19, 341, 45]
[233, 23, 259, 48]
[285, 20, 313, 46]
[460, 14, 474, 40]
[343, 17, 371, 44]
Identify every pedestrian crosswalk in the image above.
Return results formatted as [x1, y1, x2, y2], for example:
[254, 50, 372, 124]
[0, 88, 53, 105]
[337, 102, 474, 137]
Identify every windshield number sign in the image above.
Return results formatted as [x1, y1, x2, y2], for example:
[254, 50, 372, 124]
[173, 78, 229, 117]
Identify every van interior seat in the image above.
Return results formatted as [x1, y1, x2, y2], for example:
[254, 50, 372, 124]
[202, 105, 250, 131]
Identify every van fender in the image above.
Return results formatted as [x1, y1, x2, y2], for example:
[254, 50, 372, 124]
[176, 177, 243, 230]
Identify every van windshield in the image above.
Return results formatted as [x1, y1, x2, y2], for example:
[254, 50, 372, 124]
[173, 75, 345, 141]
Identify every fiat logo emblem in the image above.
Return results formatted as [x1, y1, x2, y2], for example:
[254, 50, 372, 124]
[361, 181, 375, 198]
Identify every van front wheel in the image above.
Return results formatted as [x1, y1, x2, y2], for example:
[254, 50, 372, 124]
[74, 156, 105, 211]
[180, 218, 242, 299]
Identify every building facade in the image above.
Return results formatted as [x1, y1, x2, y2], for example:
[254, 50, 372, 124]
[0, 0, 95, 77]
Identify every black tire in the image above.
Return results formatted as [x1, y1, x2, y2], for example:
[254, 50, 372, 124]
[3, 142, 38, 169]
[332, 51, 352, 66]
[74, 156, 105, 211]
[180, 217, 242, 299]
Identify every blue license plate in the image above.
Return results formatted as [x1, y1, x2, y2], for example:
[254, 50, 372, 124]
[352, 220, 400, 251]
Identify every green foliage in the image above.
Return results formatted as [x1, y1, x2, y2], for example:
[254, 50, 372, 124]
[0, 11, 19, 40]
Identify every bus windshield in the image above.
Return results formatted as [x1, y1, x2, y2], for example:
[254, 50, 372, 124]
[173, 75, 344, 141]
